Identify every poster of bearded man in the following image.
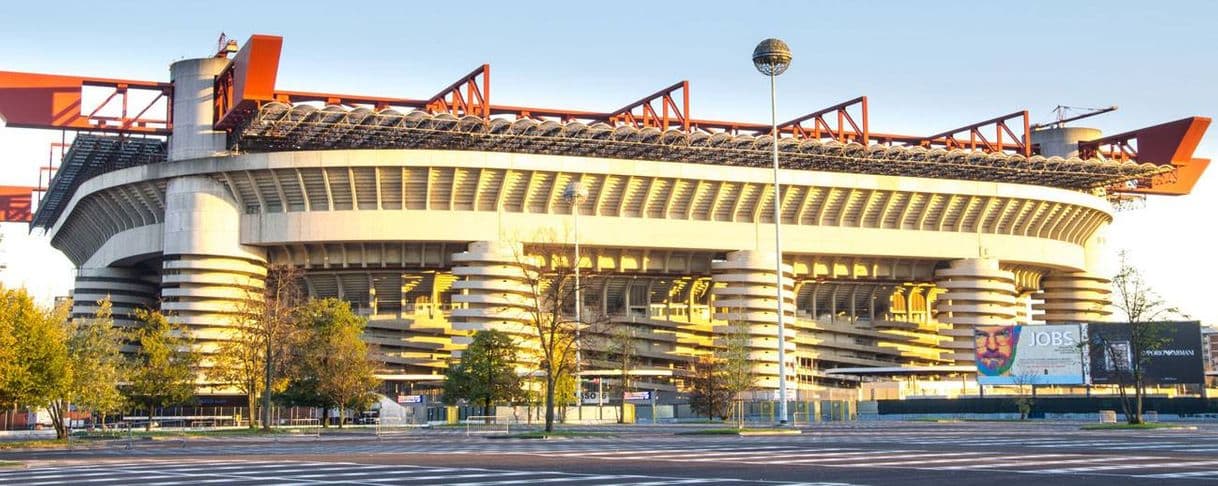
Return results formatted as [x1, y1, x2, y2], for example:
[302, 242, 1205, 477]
[975, 324, 1088, 385]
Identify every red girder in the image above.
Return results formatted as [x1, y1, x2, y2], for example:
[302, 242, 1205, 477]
[1079, 116, 1212, 195]
[923, 111, 1030, 156]
[424, 64, 490, 119]
[0, 186, 34, 223]
[605, 81, 690, 131]
[0, 71, 171, 135]
[5, 33, 1210, 197]
[213, 34, 284, 129]
[778, 96, 869, 144]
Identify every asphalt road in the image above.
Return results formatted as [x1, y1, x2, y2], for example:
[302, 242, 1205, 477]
[5, 421, 1218, 485]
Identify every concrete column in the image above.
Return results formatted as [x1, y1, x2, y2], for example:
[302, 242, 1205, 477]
[450, 241, 541, 355]
[160, 176, 266, 351]
[71, 267, 159, 328]
[1030, 126, 1103, 159]
[711, 250, 796, 392]
[934, 258, 1017, 365]
[168, 57, 228, 161]
[1014, 291, 1035, 324]
[1036, 271, 1113, 324]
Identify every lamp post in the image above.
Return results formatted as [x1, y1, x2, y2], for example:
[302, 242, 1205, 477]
[563, 180, 589, 421]
[753, 38, 792, 426]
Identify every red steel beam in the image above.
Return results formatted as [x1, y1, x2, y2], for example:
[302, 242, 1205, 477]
[778, 96, 869, 144]
[923, 110, 1029, 156]
[424, 64, 490, 119]
[605, 81, 690, 131]
[1079, 116, 1212, 195]
[0, 186, 34, 223]
[0, 71, 171, 135]
[213, 34, 284, 129]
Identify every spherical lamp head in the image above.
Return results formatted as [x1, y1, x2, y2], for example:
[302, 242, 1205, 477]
[563, 181, 589, 204]
[752, 38, 792, 76]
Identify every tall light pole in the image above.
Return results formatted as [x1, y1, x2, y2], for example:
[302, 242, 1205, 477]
[563, 180, 589, 421]
[753, 38, 792, 426]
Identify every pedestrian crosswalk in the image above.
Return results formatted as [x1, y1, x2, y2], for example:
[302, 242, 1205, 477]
[805, 429, 1218, 453]
[539, 445, 1218, 479]
[0, 459, 856, 485]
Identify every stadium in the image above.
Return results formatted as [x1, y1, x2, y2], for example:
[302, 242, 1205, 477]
[0, 34, 1210, 402]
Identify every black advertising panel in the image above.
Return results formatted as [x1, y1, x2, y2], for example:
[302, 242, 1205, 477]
[1087, 321, 1204, 385]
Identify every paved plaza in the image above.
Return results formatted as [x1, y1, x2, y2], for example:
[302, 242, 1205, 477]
[6, 421, 1218, 484]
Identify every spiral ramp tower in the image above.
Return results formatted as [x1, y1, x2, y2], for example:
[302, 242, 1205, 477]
[934, 259, 1019, 365]
[711, 250, 797, 391]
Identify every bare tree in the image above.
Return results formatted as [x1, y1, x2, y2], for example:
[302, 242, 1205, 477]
[1090, 251, 1188, 424]
[510, 239, 606, 433]
[1009, 371, 1038, 420]
[606, 324, 639, 424]
[259, 265, 305, 430]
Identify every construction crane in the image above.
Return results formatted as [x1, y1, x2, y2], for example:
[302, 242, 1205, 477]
[1031, 105, 1118, 130]
[215, 33, 238, 58]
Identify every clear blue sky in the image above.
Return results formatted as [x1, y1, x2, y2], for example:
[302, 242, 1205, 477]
[1, 0, 1215, 323]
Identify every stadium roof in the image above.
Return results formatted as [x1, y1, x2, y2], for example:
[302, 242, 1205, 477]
[233, 102, 1168, 190]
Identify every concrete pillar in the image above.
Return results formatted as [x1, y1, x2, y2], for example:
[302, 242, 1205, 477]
[711, 250, 796, 392]
[160, 176, 266, 352]
[934, 258, 1017, 365]
[450, 241, 541, 355]
[71, 267, 159, 328]
[1014, 291, 1035, 324]
[1030, 126, 1102, 159]
[1036, 272, 1113, 324]
[168, 57, 228, 161]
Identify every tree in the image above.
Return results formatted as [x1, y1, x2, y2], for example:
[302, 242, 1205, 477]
[718, 320, 756, 428]
[258, 265, 305, 430]
[687, 320, 757, 426]
[0, 288, 25, 407]
[124, 309, 198, 430]
[208, 308, 268, 429]
[1, 289, 71, 438]
[1090, 251, 1188, 425]
[289, 298, 380, 428]
[605, 325, 639, 424]
[58, 298, 126, 431]
[511, 240, 604, 433]
[687, 356, 731, 421]
[443, 330, 524, 420]
[1010, 371, 1038, 421]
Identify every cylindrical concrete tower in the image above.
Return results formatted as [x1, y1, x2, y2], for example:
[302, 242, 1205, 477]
[1036, 272, 1113, 324]
[711, 250, 796, 392]
[450, 241, 541, 355]
[71, 267, 160, 328]
[1031, 126, 1103, 158]
[160, 176, 267, 352]
[168, 58, 228, 161]
[934, 258, 1018, 364]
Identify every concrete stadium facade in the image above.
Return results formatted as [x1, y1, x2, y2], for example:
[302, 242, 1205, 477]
[36, 54, 1139, 399]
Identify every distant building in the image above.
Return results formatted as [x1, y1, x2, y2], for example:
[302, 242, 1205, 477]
[1202, 327, 1218, 373]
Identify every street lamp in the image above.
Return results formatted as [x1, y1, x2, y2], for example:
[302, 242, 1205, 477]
[563, 180, 589, 420]
[753, 38, 792, 426]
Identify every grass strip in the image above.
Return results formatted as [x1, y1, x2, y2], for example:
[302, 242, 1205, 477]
[0, 439, 66, 450]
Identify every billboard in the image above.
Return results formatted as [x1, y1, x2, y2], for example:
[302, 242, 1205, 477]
[1087, 321, 1204, 385]
[975, 324, 1087, 385]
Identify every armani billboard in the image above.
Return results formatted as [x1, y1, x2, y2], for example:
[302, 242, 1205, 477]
[1087, 321, 1205, 385]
